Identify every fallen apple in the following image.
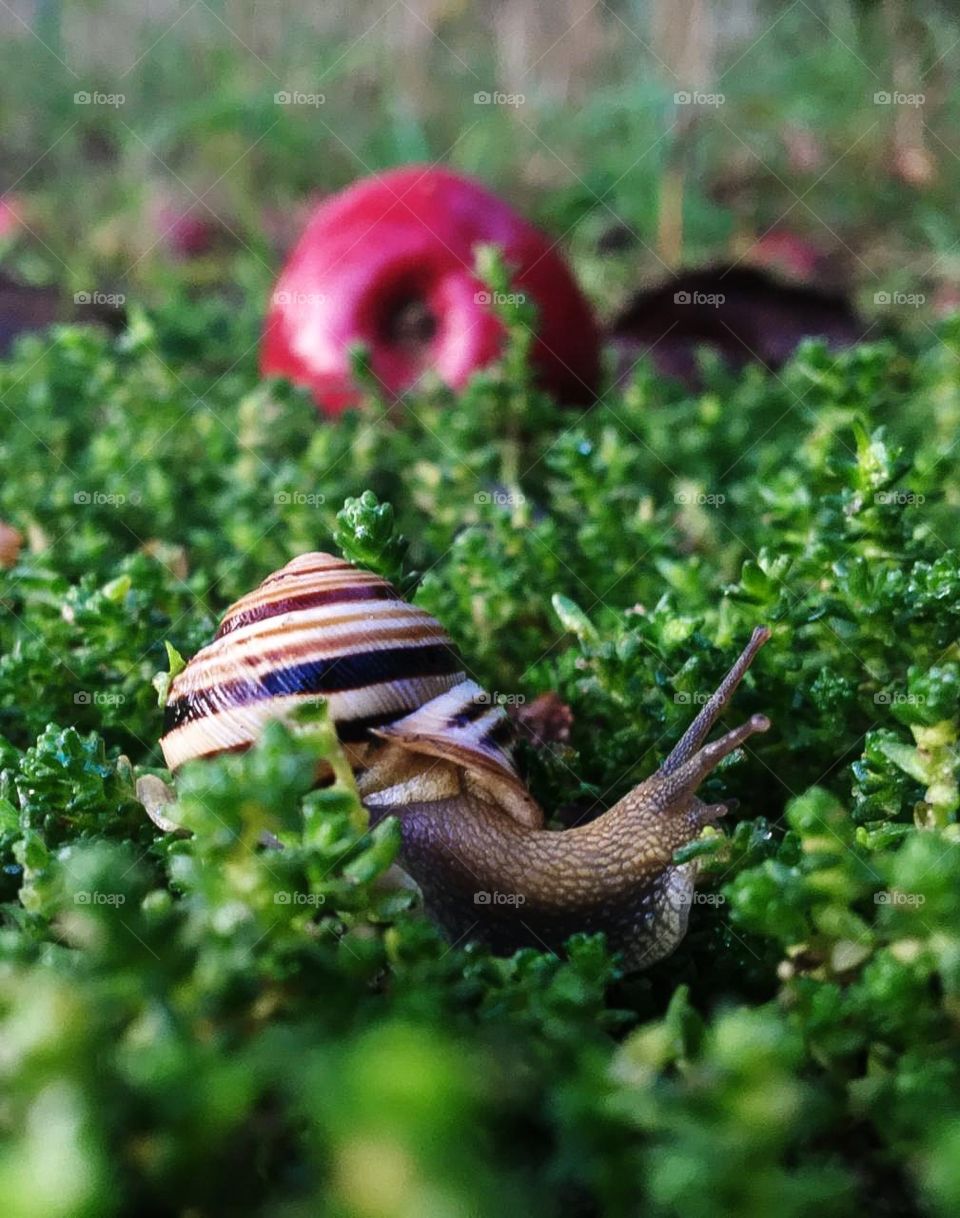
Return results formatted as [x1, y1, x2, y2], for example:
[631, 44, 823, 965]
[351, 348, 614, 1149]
[148, 199, 220, 259]
[261, 166, 600, 415]
[0, 197, 23, 241]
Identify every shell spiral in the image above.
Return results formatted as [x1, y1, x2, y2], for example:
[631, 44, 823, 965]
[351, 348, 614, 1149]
[160, 553, 468, 771]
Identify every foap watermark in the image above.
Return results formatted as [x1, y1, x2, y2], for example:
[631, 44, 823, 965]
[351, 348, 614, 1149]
[73, 490, 142, 507]
[74, 691, 126, 706]
[674, 690, 711, 706]
[275, 491, 326, 507]
[875, 490, 925, 506]
[475, 490, 526, 507]
[874, 691, 925, 707]
[271, 289, 326, 307]
[475, 290, 526, 307]
[675, 490, 725, 507]
[679, 890, 726, 907]
[75, 891, 126, 906]
[874, 90, 925, 108]
[75, 290, 125, 307]
[274, 90, 325, 107]
[474, 890, 526, 906]
[281, 693, 327, 712]
[74, 90, 125, 108]
[674, 90, 725, 108]
[474, 90, 525, 108]
[875, 889, 925, 906]
[874, 290, 925, 308]
[674, 290, 725, 307]
[474, 690, 526, 707]
[274, 891, 326, 906]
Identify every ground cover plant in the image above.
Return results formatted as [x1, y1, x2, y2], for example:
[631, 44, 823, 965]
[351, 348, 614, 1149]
[1, 285, 960, 1216]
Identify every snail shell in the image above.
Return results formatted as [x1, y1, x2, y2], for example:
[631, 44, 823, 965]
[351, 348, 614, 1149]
[160, 552, 541, 826]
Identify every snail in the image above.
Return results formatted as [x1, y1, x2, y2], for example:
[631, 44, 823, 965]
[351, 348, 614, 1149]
[160, 553, 770, 969]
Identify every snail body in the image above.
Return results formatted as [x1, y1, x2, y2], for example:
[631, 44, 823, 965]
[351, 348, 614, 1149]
[161, 553, 770, 969]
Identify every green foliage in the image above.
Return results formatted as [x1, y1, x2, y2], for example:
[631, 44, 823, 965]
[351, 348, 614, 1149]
[2, 289, 960, 1216]
[334, 491, 419, 598]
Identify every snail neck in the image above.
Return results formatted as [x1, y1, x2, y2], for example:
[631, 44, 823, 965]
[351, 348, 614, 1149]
[359, 750, 695, 909]
[364, 781, 699, 969]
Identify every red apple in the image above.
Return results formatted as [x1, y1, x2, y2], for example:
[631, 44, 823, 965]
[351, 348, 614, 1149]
[148, 199, 219, 259]
[748, 230, 823, 281]
[261, 166, 600, 415]
[0, 196, 24, 241]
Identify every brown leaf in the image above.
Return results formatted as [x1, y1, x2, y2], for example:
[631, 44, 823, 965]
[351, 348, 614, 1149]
[0, 521, 23, 569]
[509, 692, 574, 748]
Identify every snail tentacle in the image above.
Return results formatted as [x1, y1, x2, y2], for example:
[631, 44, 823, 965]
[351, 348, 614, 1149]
[635, 712, 771, 821]
[660, 625, 770, 775]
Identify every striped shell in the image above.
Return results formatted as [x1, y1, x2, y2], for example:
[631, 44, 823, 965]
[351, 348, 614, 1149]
[159, 553, 541, 827]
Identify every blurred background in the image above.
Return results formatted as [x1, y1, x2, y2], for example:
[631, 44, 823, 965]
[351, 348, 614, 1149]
[1, 0, 960, 339]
